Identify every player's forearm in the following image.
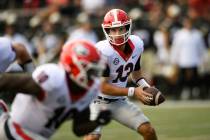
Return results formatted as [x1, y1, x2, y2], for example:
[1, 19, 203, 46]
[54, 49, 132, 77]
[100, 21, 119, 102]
[0, 73, 41, 96]
[13, 43, 32, 64]
[13, 43, 35, 72]
[131, 70, 151, 89]
[101, 82, 128, 96]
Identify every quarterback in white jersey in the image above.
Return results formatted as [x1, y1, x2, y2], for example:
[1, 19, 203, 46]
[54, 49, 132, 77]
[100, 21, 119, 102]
[96, 35, 144, 99]
[0, 40, 111, 140]
[0, 37, 34, 73]
[84, 9, 159, 140]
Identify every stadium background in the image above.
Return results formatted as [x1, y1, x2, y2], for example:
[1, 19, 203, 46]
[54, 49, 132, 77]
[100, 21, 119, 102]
[0, 0, 209, 139]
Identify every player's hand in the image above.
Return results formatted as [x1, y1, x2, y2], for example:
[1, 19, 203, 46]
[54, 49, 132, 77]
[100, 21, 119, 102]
[134, 87, 153, 105]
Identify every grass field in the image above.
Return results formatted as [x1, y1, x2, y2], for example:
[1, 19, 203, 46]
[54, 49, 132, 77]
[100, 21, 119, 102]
[51, 100, 210, 140]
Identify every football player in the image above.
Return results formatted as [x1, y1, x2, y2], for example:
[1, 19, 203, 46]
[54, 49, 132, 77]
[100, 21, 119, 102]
[0, 37, 35, 116]
[0, 40, 111, 139]
[84, 9, 158, 140]
[0, 37, 34, 73]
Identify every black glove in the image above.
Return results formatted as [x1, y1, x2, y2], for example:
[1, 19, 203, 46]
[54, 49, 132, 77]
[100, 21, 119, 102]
[72, 107, 111, 137]
[95, 110, 111, 125]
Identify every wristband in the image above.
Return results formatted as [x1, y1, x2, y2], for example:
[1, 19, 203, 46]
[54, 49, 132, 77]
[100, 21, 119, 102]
[136, 78, 150, 89]
[128, 87, 135, 97]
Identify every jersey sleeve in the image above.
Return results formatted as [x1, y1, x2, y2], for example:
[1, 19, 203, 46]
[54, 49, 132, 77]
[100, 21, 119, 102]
[130, 35, 144, 71]
[139, 38, 144, 52]
[32, 64, 65, 92]
[135, 35, 144, 52]
[95, 41, 111, 77]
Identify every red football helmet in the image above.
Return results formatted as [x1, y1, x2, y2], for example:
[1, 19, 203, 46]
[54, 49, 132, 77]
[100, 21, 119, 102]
[102, 9, 132, 46]
[60, 39, 106, 89]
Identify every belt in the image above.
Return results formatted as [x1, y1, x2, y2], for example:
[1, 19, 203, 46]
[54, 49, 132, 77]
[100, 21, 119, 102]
[97, 96, 125, 102]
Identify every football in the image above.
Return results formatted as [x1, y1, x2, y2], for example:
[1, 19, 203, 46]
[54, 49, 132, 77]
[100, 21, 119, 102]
[144, 87, 165, 106]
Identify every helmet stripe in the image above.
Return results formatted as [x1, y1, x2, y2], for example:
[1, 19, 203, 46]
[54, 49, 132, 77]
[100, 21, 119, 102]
[113, 9, 118, 23]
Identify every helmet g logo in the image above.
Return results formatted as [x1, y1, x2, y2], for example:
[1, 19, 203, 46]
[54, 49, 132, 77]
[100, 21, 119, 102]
[74, 45, 89, 56]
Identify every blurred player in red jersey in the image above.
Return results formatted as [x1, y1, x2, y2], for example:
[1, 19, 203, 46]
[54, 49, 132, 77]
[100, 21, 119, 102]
[0, 37, 35, 116]
[0, 39, 111, 139]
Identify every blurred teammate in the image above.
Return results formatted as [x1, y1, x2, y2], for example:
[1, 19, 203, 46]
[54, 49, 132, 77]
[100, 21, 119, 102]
[0, 37, 34, 73]
[0, 37, 35, 116]
[84, 9, 158, 140]
[0, 40, 111, 139]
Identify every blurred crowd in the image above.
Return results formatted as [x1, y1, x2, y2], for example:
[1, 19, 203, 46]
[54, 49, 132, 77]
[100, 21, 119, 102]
[0, 0, 209, 100]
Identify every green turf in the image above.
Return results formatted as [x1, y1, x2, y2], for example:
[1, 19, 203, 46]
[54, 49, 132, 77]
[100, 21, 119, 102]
[51, 101, 210, 140]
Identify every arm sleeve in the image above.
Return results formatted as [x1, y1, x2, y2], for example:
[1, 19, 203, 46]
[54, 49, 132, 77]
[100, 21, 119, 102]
[0, 73, 42, 96]
[32, 64, 63, 92]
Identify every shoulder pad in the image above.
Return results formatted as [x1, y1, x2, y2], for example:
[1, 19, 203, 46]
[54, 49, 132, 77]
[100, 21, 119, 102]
[32, 64, 65, 92]
[129, 35, 144, 51]
[96, 40, 114, 57]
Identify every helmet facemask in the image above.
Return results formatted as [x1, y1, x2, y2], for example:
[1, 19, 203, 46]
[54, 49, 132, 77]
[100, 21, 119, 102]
[103, 22, 132, 46]
[60, 40, 106, 90]
[68, 54, 105, 89]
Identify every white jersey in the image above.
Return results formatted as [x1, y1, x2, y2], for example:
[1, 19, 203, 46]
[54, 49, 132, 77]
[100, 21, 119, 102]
[10, 64, 100, 138]
[96, 35, 144, 99]
[0, 37, 16, 72]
